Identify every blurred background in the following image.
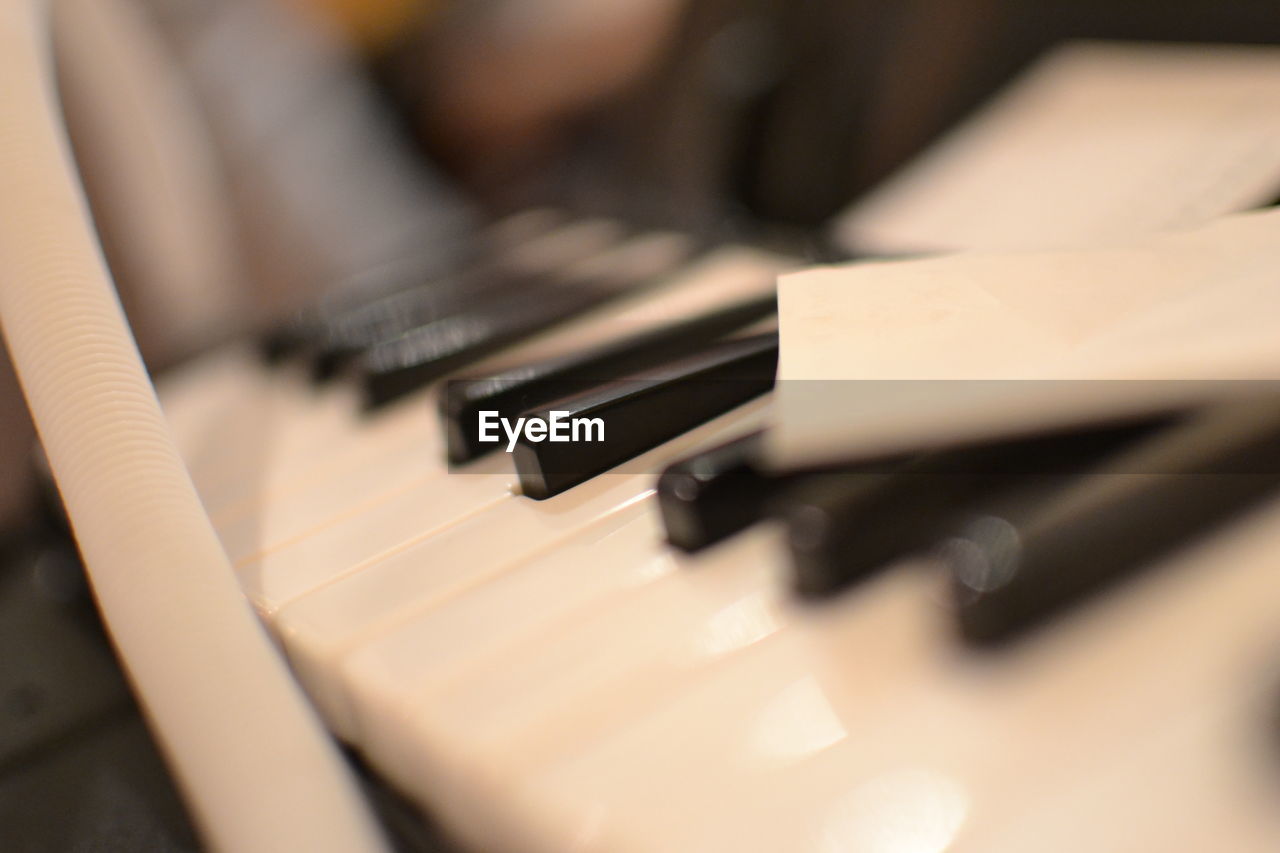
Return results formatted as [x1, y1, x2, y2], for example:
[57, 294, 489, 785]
[4, 0, 1280, 535]
[3, 0, 1280, 847]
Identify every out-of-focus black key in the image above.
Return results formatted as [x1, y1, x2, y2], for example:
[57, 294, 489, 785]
[311, 267, 562, 380]
[943, 396, 1280, 646]
[786, 419, 1169, 600]
[259, 209, 594, 362]
[361, 233, 699, 407]
[362, 283, 619, 407]
[259, 255, 447, 362]
[784, 470, 904, 598]
[513, 332, 778, 500]
[657, 431, 791, 551]
[311, 216, 631, 378]
[442, 294, 776, 463]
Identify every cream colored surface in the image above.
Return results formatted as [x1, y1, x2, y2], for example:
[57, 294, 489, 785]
[157, 245, 786, 740]
[276, 401, 766, 739]
[163, 348, 1280, 852]
[771, 207, 1280, 468]
[504, 494, 1280, 852]
[123, 38, 1280, 843]
[835, 41, 1280, 255]
[0, 0, 387, 850]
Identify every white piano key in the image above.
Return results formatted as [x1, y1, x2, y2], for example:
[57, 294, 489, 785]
[346, 508, 672, 752]
[346, 525, 795, 824]
[274, 401, 768, 737]
[492, 494, 1280, 853]
[163, 356, 374, 512]
[158, 345, 270, 456]
[213, 418, 447, 563]
[971, 675, 1280, 853]
[236, 451, 518, 615]
[205, 394, 440, 523]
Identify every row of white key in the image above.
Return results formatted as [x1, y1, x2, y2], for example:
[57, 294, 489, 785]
[158, 246, 1280, 851]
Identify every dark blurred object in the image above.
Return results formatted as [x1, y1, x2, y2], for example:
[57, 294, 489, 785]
[375, 0, 690, 210]
[0, 528, 458, 852]
[0, 531, 195, 852]
[369, 0, 1280, 236]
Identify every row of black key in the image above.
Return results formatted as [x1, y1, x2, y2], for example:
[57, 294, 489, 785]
[263, 213, 783, 497]
[266, 212, 1280, 650]
[657, 396, 1280, 646]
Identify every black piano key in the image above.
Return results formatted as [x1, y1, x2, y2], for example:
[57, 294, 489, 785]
[657, 431, 792, 552]
[513, 333, 779, 500]
[784, 470, 905, 599]
[442, 293, 776, 464]
[260, 324, 309, 363]
[259, 250, 482, 364]
[259, 210, 595, 363]
[310, 217, 634, 378]
[943, 396, 1280, 645]
[360, 235, 701, 407]
[310, 268, 563, 380]
[785, 419, 1170, 600]
[361, 284, 625, 407]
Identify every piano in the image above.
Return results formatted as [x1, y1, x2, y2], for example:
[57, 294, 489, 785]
[7, 0, 1280, 848]
[154, 211, 1280, 852]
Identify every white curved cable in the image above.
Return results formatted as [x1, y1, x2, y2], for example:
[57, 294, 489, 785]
[0, 1, 389, 850]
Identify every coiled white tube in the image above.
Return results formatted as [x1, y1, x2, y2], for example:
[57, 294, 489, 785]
[0, 1, 388, 850]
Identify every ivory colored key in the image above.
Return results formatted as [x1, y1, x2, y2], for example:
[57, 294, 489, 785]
[273, 401, 768, 737]
[491, 494, 1280, 853]
[206, 391, 444, 526]
[164, 359, 368, 512]
[159, 352, 307, 481]
[158, 346, 271, 458]
[343, 508, 676, 761]
[344, 539, 933, 852]
[214, 425, 448, 563]
[969, 674, 1280, 853]
[346, 525, 795, 824]
[235, 450, 518, 615]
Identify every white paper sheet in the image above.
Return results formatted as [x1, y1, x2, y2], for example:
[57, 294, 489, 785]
[832, 41, 1280, 255]
[769, 207, 1280, 469]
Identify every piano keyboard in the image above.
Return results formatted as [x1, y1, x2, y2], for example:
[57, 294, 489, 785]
[157, 215, 1280, 852]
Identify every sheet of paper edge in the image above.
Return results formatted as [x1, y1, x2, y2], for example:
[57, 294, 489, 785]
[830, 40, 1280, 256]
[766, 208, 1280, 470]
